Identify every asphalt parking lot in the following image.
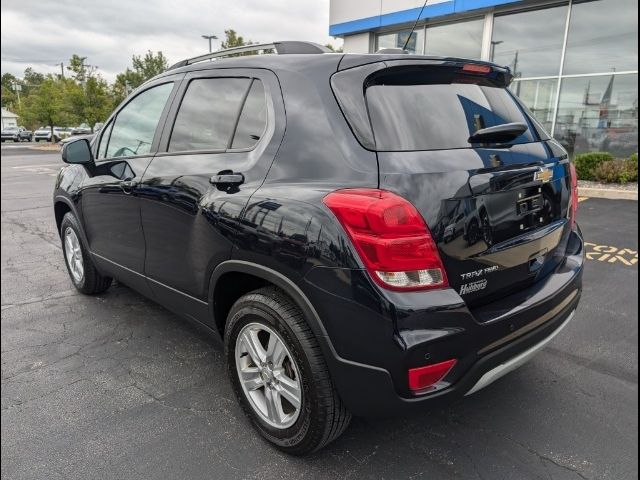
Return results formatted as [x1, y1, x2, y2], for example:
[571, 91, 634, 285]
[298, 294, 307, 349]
[1, 145, 638, 480]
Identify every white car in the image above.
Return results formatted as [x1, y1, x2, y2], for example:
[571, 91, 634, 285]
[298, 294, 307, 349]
[34, 126, 67, 143]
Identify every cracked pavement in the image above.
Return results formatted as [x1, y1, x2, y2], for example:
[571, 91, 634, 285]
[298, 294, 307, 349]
[1, 146, 638, 479]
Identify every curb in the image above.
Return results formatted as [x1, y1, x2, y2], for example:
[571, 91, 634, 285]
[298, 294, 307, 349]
[578, 187, 638, 201]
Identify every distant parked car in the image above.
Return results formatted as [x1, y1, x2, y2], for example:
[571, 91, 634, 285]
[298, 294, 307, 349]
[34, 126, 65, 142]
[70, 124, 92, 136]
[1, 126, 33, 142]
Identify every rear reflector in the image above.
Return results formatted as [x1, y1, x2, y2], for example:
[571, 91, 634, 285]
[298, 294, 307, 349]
[462, 64, 492, 74]
[408, 359, 457, 393]
[569, 162, 579, 228]
[323, 189, 448, 291]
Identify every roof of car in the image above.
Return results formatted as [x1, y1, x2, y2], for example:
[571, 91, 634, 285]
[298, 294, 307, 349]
[156, 40, 508, 79]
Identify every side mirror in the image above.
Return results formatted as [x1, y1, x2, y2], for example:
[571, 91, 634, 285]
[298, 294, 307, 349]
[62, 138, 94, 165]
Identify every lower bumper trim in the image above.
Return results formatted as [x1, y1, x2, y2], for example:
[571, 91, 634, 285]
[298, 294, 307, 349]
[465, 310, 575, 396]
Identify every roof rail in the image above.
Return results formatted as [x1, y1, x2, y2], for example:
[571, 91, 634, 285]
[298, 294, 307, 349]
[168, 41, 331, 70]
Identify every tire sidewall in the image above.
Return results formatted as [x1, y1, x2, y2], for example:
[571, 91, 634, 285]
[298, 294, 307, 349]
[225, 299, 316, 450]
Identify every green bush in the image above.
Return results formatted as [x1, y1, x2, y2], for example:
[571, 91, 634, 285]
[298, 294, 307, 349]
[593, 159, 638, 184]
[628, 153, 638, 173]
[573, 152, 614, 181]
[625, 154, 638, 182]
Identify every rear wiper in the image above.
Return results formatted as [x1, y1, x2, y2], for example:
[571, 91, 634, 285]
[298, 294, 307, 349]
[468, 122, 528, 144]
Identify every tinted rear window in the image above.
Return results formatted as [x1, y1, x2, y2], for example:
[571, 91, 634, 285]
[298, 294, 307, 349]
[367, 82, 535, 151]
[169, 78, 251, 152]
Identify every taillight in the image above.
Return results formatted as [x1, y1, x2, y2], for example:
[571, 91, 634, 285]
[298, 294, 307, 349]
[323, 189, 448, 291]
[408, 359, 457, 393]
[569, 162, 578, 228]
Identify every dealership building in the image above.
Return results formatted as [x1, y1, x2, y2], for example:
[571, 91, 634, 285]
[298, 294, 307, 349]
[329, 0, 638, 157]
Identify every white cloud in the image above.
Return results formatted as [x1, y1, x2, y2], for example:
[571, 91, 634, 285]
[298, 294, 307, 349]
[1, 0, 342, 81]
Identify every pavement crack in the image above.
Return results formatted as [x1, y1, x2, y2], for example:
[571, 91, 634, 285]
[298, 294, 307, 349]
[1, 290, 78, 310]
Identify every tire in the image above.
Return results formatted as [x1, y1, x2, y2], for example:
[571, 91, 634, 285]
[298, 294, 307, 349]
[225, 287, 351, 455]
[60, 212, 112, 295]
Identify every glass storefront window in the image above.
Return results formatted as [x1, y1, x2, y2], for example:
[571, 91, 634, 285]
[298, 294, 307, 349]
[511, 79, 559, 133]
[491, 5, 569, 78]
[377, 29, 425, 55]
[554, 74, 638, 157]
[425, 19, 484, 59]
[563, 0, 639, 75]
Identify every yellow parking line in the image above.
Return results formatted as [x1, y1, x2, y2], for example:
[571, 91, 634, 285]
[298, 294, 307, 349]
[578, 197, 589, 203]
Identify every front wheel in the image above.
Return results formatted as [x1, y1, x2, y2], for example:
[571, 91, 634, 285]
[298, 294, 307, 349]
[60, 212, 112, 294]
[225, 287, 351, 455]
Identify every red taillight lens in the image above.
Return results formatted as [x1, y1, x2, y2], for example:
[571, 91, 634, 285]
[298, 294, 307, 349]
[569, 162, 578, 228]
[323, 189, 448, 291]
[408, 359, 457, 393]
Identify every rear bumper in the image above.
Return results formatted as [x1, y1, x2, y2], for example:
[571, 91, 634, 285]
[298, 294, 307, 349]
[307, 228, 584, 417]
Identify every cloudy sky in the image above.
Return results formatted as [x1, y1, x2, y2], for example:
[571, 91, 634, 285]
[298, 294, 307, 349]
[1, 0, 340, 81]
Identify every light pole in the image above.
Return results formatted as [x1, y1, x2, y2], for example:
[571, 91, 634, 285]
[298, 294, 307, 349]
[202, 34, 218, 53]
[490, 40, 503, 61]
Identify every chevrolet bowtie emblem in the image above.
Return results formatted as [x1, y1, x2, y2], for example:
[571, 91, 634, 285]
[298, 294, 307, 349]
[534, 167, 553, 183]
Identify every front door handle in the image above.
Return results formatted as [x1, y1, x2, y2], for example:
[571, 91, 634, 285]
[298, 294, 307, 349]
[210, 172, 244, 186]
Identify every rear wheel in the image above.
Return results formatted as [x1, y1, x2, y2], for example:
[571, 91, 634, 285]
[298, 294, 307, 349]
[225, 287, 351, 455]
[60, 212, 112, 294]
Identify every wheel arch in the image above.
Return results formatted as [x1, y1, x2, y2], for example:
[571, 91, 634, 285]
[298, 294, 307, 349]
[208, 261, 330, 343]
[53, 195, 88, 244]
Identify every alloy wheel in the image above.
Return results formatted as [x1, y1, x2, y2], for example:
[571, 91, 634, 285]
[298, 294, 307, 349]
[235, 322, 302, 429]
[64, 227, 84, 283]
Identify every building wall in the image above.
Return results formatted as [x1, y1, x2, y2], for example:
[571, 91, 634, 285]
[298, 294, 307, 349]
[343, 33, 372, 55]
[329, 0, 522, 36]
[1, 111, 19, 129]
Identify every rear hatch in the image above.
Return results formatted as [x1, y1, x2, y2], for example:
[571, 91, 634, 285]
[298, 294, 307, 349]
[332, 60, 574, 307]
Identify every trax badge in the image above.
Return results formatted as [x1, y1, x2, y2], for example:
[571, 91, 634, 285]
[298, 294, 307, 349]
[534, 167, 553, 183]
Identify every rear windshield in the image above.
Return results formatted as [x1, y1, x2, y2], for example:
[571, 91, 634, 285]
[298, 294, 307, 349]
[365, 69, 536, 151]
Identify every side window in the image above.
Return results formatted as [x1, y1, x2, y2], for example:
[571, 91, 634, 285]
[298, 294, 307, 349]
[96, 121, 114, 160]
[107, 82, 173, 158]
[231, 80, 267, 149]
[169, 78, 251, 152]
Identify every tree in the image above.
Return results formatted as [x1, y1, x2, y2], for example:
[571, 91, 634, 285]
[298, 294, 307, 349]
[113, 51, 168, 104]
[1, 73, 18, 109]
[324, 43, 344, 53]
[21, 77, 78, 136]
[66, 54, 97, 84]
[82, 77, 112, 131]
[221, 29, 250, 49]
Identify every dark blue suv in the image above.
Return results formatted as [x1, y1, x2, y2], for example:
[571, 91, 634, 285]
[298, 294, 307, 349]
[54, 42, 584, 454]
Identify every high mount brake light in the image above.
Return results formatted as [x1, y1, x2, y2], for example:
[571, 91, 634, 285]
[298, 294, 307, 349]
[462, 64, 492, 74]
[569, 162, 579, 228]
[323, 189, 448, 292]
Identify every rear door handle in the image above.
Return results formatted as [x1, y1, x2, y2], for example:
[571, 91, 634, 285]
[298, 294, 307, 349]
[210, 172, 244, 186]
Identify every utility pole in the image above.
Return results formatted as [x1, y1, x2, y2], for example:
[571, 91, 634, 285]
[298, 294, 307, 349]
[12, 81, 22, 109]
[60, 62, 64, 79]
[202, 34, 218, 53]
